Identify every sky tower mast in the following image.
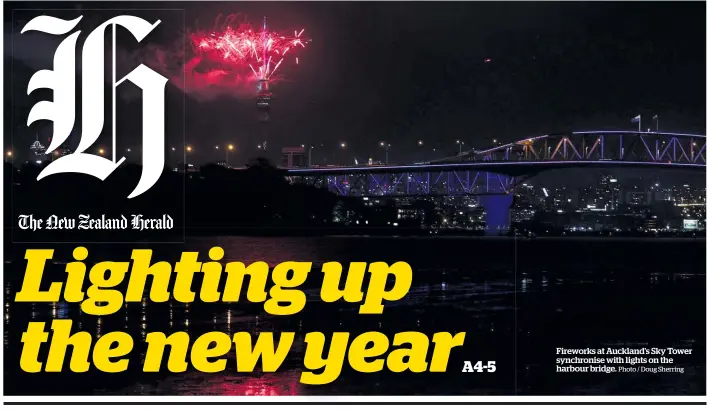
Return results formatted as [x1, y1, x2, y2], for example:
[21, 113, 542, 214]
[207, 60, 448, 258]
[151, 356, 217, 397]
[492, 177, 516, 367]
[256, 16, 272, 123]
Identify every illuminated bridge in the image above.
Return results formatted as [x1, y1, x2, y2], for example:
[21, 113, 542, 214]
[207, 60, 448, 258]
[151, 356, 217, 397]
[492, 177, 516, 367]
[285, 130, 705, 233]
[286, 130, 705, 197]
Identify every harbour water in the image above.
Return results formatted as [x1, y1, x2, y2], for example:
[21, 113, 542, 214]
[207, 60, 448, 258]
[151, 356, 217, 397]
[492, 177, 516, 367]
[3, 236, 705, 395]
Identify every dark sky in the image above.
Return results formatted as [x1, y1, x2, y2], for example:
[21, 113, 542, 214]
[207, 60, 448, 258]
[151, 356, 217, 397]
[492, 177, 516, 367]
[5, 1, 706, 166]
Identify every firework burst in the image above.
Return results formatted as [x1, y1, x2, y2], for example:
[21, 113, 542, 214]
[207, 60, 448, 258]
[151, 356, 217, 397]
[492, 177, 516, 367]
[190, 14, 310, 84]
[122, 14, 309, 101]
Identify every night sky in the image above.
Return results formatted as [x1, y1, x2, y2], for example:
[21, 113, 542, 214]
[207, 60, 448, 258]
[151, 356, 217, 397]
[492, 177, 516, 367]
[4, 1, 706, 167]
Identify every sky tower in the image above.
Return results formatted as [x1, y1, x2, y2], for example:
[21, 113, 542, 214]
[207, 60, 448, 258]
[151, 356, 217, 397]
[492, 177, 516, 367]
[256, 16, 272, 123]
[256, 79, 271, 122]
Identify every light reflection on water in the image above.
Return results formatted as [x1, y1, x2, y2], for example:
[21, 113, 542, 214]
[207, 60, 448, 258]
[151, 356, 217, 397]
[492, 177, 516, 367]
[3, 237, 705, 395]
[105, 370, 305, 396]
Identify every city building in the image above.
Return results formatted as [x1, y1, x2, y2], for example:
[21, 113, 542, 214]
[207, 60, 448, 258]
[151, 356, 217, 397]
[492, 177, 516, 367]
[626, 190, 649, 206]
[599, 174, 621, 211]
[550, 186, 572, 210]
[511, 205, 537, 222]
[281, 147, 308, 168]
[29, 135, 47, 164]
[578, 186, 599, 210]
[57, 144, 73, 158]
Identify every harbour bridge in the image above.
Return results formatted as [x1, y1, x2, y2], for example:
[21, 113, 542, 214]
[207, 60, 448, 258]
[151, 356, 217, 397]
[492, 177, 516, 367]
[285, 130, 705, 232]
[286, 130, 705, 197]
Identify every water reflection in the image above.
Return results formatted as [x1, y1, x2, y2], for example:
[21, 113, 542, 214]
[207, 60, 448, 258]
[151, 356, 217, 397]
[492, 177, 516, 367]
[2, 237, 705, 396]
[116, 370, 304, 396]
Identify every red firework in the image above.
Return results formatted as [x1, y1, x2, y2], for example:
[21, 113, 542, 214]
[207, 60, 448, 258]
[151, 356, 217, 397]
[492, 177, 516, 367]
[189, 14, 309, 85]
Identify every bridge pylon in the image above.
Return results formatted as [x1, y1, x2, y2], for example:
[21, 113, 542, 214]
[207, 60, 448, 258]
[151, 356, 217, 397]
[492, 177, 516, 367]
[479, 193, 514, 235]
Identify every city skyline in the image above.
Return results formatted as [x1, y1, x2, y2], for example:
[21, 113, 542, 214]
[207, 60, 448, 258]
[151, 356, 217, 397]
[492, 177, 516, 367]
[5, 2, 706, 168]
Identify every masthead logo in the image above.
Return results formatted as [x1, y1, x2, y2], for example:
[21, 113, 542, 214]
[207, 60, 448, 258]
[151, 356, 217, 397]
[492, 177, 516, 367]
[22, 15, 168, 199]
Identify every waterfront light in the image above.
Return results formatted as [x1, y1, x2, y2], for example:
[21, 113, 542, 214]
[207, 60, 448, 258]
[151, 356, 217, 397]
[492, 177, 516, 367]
[225, 144, 235, 165]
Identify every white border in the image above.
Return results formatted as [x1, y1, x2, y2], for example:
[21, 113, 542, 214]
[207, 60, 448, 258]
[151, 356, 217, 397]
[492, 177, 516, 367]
[3, 395, 707, 403]
[1, 0, 706, 406]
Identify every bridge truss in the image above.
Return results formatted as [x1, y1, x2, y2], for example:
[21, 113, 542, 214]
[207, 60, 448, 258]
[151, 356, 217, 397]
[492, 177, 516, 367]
[289, 171, 513, 197]
[448, 130, 706, 164]
[287, 131, 705, 197]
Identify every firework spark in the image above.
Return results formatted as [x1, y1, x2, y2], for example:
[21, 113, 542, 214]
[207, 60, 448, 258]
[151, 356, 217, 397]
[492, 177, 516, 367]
[121, 14, 309, 101]
[190, 14, 310, 84]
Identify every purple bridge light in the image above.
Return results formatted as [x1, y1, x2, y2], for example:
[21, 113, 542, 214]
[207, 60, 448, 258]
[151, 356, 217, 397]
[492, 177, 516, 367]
[286, 130, 705, 197]
[285, 130, 705, 234]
